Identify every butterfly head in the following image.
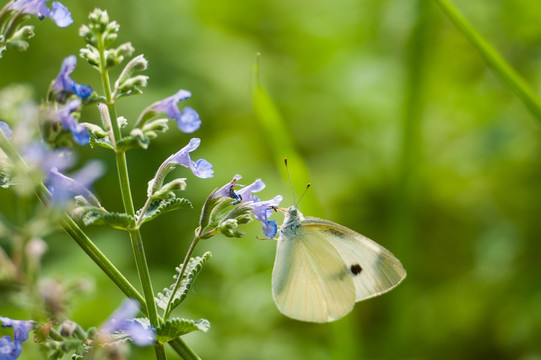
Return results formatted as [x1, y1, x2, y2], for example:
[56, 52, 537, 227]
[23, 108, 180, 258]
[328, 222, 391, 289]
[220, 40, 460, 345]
[287, 205, 299, 217]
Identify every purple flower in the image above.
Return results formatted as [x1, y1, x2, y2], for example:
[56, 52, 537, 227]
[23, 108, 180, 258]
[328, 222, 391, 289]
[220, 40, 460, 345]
[177, 107, 201, 133]
[100, 299, 154, 346]
[251, 195, 283, 238]
[213, 174, 242, 201]
[0, 122, 12, 140]
[151, 90, 201, 133]
[237, 179, 265, 203]
[214, 175, 282, 237]
[53, 56, 93, 99]
[167, 138, 213, 178]
[0, 317, 34, 360]
[22, 144, 74, 174]
[9, 0, 73, 28]
[47, 161, 103, 206]
[56, 99, 89, 145]
[213, 175, 265, 204]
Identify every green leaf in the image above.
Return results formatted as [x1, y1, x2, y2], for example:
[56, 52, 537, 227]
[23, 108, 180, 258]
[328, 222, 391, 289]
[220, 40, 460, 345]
[156, 318, 210, 344]
[155, 252, 211, 312]
[116, 131, 150, 151]
[89, 136, 114, 150]
[81, 208, 136, 231]
[137, 197, 192, 226]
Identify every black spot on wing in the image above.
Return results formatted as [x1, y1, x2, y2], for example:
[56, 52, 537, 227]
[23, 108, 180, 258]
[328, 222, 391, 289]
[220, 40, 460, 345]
[350, 264, 363, 276]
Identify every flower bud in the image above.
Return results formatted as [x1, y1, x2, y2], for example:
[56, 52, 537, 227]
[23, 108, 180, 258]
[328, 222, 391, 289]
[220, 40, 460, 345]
[116, 42, 134, 58]
[88, 9, 109, 33]
[79, 24, 98, 47]
[59, 320, 78, 337]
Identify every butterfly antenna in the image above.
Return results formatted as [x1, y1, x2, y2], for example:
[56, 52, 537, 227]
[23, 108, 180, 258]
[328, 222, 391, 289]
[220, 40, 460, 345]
[296, 183, 311, 207]
[284, 157, 296, 204]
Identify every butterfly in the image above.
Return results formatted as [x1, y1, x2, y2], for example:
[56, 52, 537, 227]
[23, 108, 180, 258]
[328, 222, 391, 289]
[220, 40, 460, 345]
[271, 204, 406, 323]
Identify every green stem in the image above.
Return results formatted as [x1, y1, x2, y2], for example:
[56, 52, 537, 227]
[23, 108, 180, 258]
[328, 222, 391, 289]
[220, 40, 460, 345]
[163, 235, 200, 319]
[435, 0, 541, 124]
[0, 123, 198, 359]
[169, 338, 201, 360]
[98, 40, 165, 360]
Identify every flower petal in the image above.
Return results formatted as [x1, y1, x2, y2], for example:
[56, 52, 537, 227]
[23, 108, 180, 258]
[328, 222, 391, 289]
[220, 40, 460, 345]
[213, 174, 242, 199]
[236, 179, 265, 203]
[251, 195, 283, 238]
[53, 56, 93, 99]
[191, 159, 214, 179]
[100, 299, 155, 347]
[177, 107, 201, 133]
[169, 138, 200, 167]
[0, 335, 22, 360]
[151, 89, 191, 121]
[56, 98, 89, 145]
[0, 316, 34, 343]
[167, 138, 213, 178]
[47, 161, 103, 206]
[49, 1, 72, 27]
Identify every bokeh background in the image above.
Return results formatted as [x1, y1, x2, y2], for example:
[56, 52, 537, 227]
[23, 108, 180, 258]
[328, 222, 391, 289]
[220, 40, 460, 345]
[1, 0, 541, 359]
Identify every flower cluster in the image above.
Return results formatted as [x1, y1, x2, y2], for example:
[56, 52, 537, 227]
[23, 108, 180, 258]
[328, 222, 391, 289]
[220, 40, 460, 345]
[0, 5, 288, 360]
[215, 175, 282, 238]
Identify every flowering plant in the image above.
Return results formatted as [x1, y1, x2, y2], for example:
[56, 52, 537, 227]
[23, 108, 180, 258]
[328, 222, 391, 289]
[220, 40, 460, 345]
[0, 4, 281, 359]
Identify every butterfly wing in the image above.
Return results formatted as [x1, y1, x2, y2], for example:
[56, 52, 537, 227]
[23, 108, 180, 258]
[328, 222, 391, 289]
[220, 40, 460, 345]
[272, 224, 356, 323]
[303, 217, 406, 302]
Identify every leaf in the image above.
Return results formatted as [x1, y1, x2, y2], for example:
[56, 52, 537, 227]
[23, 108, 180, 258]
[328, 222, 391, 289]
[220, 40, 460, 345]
[156, 318, 210, 344]
[89, 136, 114, 150]
[155, 252, 211, 312]
[137, 197, 192, 225]
[81, 208, 136, 231]
[116, 132, 150, 151]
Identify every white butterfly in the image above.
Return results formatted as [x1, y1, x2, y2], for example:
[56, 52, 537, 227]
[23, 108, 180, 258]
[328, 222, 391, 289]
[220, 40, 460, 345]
[272, 205, 406, 323]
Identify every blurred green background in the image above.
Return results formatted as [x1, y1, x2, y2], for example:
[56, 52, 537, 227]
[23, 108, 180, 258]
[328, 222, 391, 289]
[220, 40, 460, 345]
[1, 0, 541, 359]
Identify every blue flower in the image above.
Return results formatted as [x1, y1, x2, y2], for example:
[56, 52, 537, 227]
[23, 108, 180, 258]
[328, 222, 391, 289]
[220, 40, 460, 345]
[251, 195, 283, 238]
[151, 90, 201, 133]
[236, 179, 265, 203]
[100, 299, 154, 347]
[0, 122, 12, 140]
[9, 0, 73, 28]
[0, 316, 34, 360]
[47, 161, 104, 206]
[167, 138, 213, 178]
[213, 174, 242, 201]
[22, 144, 74, 174]
[53, 56, 93, 99]
[214, 175, 282, 237]
[177, 107, 201, 133]
[56, 99, 89, 145]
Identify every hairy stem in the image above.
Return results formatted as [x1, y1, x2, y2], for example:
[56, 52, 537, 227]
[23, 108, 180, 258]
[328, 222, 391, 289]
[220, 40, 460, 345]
[97, 36, 166, 360]
[163, 235, 200, 319]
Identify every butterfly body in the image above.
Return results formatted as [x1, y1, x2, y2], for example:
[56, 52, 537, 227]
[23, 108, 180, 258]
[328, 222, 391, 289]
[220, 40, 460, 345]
[272, 206, 406, 323]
